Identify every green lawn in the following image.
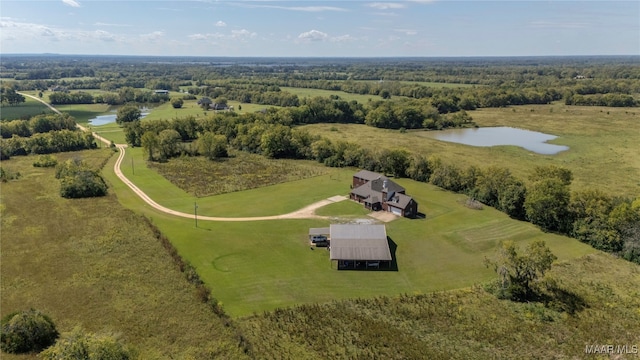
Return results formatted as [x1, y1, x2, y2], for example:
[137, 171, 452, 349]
[314, 199, 371, 217]
[144, 98, 277, 122]
[302, 104, 640, 196]
[55, 103, 112, 123]
[104, 150, 595, 317]
[0, 96, 52, 120]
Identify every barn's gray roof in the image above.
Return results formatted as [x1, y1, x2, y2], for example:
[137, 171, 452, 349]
[329, 224, 391, 261]
[309, 227, 330, 236]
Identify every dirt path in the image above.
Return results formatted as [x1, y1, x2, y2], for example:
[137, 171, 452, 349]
[20, 92, 348, 222]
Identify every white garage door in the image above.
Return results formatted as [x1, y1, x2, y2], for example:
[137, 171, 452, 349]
[390, 206, 402, 216]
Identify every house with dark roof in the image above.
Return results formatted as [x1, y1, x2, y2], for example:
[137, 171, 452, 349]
[350, 170, 418, 218]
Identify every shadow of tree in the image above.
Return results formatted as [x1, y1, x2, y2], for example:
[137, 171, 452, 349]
[540, 285, 589, 315]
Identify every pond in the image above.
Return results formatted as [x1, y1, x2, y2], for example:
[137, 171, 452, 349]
[420, 127, 569, 155]
[88, 107, 151, 126]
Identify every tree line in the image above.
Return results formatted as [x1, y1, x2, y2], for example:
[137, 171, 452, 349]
[0, 113, 97, 159]
[48, 87, 169, 105]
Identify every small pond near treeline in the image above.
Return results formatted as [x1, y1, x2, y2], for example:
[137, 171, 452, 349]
[88, 106, 152, 126]
[420, 126, 569, 155]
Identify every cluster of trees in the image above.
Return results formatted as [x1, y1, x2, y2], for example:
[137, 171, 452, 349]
[48, 91, 94, 105]
[564, 93, 637, 107]
[1, 113, 96, 159]
[0, 88, 26, 106]
[55, 158, 107, 198]
[1, 113, 77, 139]
[1, 130, 97, 159]
[48, 87, 170, 106]
[188, 84, 300, 107]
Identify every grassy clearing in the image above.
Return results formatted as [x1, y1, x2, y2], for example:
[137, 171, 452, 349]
[239, 252, 640, 359]
[119, 147, 351, 217]
[90, 122, 127, 144]
[105, 151, 594, 317]
[302, 104, 640, 196]
[0, 150, 246, 359]
[55, 103, 112, 123]
[143, 99, 276, 122]
[148, 150, 332, 197]
[0, 96, 52, 120]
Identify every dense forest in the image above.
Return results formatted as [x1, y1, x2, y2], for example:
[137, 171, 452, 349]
[2, 55, 639, 109]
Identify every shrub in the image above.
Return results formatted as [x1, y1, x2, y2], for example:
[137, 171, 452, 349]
[33, 154, 58, 168]
[171, 97, 184, 109]
[56, 159, 108, 198]
[464, 197, 483, 210]
[0, 167, 21, 182]
[0, 309, 59, 354]
[60, 170, 108, 198]
[40, 327, 132, 360]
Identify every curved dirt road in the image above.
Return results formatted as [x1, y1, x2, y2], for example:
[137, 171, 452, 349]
[20, 92, 347, 221]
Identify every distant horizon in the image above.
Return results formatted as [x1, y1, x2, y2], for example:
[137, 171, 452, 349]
[3, 53, 639, 59]
[1, 1, 637, 57]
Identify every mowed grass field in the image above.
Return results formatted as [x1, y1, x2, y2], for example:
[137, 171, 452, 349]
[0, 96, 53, 120]
[302, 104, 640, 196]
[104, 149, 595, 317]
[0, 150, 247, 359]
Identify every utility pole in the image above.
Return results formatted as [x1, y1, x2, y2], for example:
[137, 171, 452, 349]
[194, 201, 198, 228]
[131, 157, 134, 175]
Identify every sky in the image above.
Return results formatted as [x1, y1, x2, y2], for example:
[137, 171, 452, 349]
[0, 0, 638, 57]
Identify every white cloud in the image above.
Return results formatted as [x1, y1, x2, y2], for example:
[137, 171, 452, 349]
[40, 28, 57, 37]
[237, 4, 347, 12]
[298, 29, 328, 42]
[93, 30, 116, 42]
[215, 21, 227, 27]
[394, 28, 418, 35]
[529, 20, 589, 29]
[189, 33, 208, 41]
[367, 2, 406, 10]
[62, 0, 80, 8]
[330, 35, 357, 43]
[140, 31, 164, 42]
[94, 22, 132, 27]
[231, 29, 257, 40]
